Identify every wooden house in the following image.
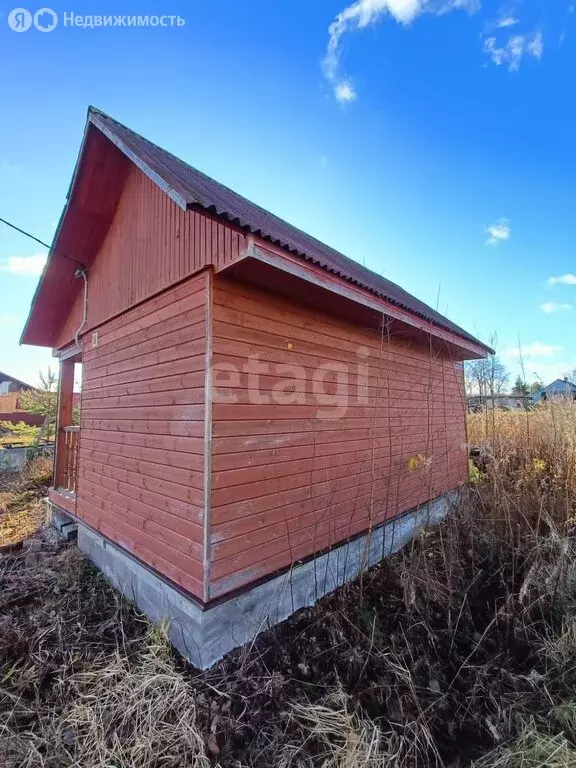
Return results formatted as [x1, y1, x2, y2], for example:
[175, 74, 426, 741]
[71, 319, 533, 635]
[21, 107, 490, 667]
[0, 371, 44, 427]
[532, 378, 576, 402]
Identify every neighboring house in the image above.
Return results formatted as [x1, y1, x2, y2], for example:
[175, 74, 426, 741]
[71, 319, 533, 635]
[0, 371, 44, 427]
[532, 378, 576, 402]
[21, 107, 491, 668]
[467, 393, 532, 412]
[0, 371, 33, 395]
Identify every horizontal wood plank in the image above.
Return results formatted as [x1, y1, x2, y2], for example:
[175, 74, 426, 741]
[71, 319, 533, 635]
[79, 498, 204, 592]
[209, 277, 467, 597]
[76, 272, 208, 601]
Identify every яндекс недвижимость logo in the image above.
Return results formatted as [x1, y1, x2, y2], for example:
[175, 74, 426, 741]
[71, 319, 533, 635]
[8, 7, 58, 32]
[7, 9, 185, 30]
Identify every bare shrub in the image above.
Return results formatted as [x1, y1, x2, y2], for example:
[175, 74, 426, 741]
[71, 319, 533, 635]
[21, 455, 53, 490]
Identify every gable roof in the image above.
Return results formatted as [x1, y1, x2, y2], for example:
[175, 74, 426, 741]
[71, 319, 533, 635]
[22, 106, 491, 354]
[0, 371, 34, 390]
[90, 108, 489, 352]
[544, 379, 576, 392]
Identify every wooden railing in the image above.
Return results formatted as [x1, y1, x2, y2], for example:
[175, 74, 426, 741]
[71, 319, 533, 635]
[59, 426, 79, 494]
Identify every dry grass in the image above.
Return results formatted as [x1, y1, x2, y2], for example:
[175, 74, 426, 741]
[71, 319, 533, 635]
[468, 401, 576, 514]
[0, 503, 44, 548]
[2, 405, 576, 766]
[0, 541, 208, 768]
[203, 401, 576, 767]
[6, 631, 210, 768]
[0, 457, 52, 549]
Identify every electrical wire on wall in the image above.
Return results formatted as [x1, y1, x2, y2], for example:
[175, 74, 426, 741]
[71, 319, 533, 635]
[74, 267, 89, 348]
[0, 216, 85, 269]
[0, 215, 90, 348]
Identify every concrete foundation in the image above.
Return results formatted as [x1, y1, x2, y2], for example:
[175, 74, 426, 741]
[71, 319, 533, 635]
[44, 499, 78, 541]
[75, 491, 456, 670]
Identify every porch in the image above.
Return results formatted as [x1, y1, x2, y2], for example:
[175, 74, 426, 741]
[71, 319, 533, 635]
[50, 348, 81, 515]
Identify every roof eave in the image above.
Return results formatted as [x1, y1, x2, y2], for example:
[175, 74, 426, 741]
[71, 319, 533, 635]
[20, 110, 95, 348]
[223, 244, 491, 359]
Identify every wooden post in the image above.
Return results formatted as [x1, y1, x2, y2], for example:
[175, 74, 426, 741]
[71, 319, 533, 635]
[54, 359, 74, 490]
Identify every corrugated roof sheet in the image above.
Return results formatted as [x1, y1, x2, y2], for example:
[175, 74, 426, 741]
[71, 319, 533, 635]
[89, 107, 489, 351]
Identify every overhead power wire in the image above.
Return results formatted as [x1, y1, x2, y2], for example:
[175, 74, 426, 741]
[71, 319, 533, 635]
[0, 216, 86, 269]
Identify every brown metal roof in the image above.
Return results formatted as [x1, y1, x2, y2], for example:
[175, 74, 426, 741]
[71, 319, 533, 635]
[87, 106, 489, 352]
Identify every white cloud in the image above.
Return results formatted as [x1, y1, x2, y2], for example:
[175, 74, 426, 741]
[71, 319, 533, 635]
[334, 79, 357, 103]
[323, 0, 477, 100]
[321, 1, 543, 101]
[483, 30, 544, 71]
[485, 219, 511, 246]
[548, 274, 576, 286]
[502, 341, 563, 359]
[528, 360, 576, 384]
[497, 16, 518, 28]
[527, 30, 544, 59]
[0, 252, 48, 277]
[324, 0, 422, 85]
[540, 301, 573, 314]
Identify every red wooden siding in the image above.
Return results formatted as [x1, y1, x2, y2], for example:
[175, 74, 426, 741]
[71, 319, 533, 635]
[46, 155, 477, 607]
[49, 488, 77, 518]
[55, 163, 246, 350]
[244, 237, 486, 359]
[209, 276, 467, 598]
[75, 271, 209, 600]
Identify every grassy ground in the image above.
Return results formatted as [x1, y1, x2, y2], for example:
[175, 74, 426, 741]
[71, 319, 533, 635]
[1, 403, 576, 767]
[0, 459, 51, 550]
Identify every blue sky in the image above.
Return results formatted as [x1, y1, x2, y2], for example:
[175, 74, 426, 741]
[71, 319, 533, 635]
[0, 0, 575, 388]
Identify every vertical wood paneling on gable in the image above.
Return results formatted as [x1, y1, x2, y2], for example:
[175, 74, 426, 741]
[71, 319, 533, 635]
[55, 165, 247, 350]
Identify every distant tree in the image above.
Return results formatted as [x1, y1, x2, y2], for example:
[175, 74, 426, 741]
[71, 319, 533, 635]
[465, 333, 509, 400]
[529, 381, 542, 394]
[0, 421, 40, 446]
[465, 355, 510, 402]
[564, 369, 576, 385]
[511, 376, 530, 397]
[18, 368, 58, 442]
